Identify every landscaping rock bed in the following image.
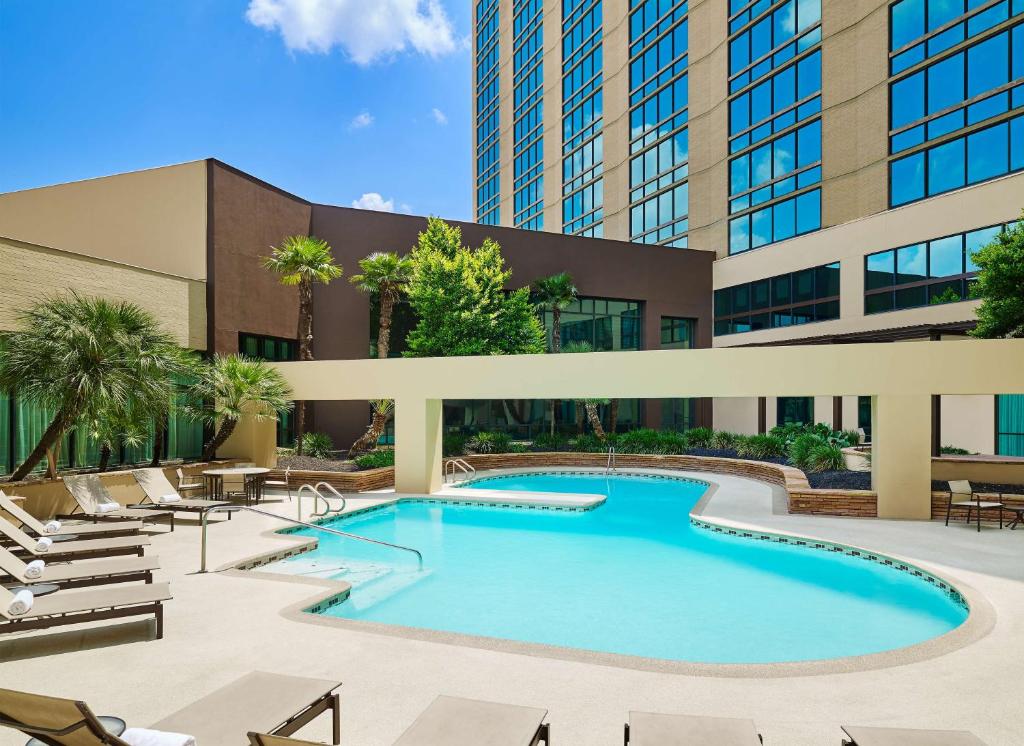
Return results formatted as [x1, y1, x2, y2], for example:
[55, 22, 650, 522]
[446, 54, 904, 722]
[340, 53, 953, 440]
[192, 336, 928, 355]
[277, 454, 360, 473]
[804, 468, 1024, 495]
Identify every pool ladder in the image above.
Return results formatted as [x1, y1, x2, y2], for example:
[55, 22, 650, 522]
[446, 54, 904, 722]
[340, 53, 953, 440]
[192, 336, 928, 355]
[296, 483, 349, 519]
[444, 458, 476, 484]
[606, 447, 618, 474]
[198, 505, 423, 572]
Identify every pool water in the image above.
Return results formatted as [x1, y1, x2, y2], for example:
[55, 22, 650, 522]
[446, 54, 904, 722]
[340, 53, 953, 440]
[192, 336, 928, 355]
[267, 472, 967, 663]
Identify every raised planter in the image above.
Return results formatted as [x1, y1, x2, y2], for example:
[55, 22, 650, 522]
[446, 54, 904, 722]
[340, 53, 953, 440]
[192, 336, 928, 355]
[266, 466, 395, 493]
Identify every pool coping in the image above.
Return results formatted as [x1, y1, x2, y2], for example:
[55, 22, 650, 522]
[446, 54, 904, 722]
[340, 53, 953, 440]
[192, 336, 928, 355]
[220, 466, 995, 679]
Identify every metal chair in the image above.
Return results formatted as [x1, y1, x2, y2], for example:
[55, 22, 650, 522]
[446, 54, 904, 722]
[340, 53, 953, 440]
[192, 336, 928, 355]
[945, 480, 1003, 532]
[264, 467, 292, 501]
[176, 468, 205, 496]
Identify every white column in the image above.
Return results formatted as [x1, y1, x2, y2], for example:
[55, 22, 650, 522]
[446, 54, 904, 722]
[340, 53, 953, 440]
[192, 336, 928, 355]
[871, 394, 932, 519]
[394, 398, 443, 494]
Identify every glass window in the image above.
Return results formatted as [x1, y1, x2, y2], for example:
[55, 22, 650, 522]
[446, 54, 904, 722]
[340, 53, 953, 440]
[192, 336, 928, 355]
[997, 394, 1024, 456]
[928, 137, 966, 194]
[927, 52, 965, 115]
[897, 243, 928, 283]
[866, 250, 896, 290]
[793, 268, 816, 302]
[715, 260, 840, 335]
[967, 31, 1009, 98]
[890, 152, 925, 206]
[892, 72, 925, 129]
[966, 225, 1001, 270]
[892, 0, 926, 49]
[816, 262, 841, 296]
[929, 235, 964, 276]
[795, 189, 820, 234]
[967, 121, 1009, 184]
[929, 0, 965, 31]
[660, 317, 695, 349]
[772, 274, 792, 305]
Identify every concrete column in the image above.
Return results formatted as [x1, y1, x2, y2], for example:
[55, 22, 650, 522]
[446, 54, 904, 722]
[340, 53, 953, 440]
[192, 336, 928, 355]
[871, 394, 932, 519]
[219, 409, 279, 468]
[394, 398, 443, 494]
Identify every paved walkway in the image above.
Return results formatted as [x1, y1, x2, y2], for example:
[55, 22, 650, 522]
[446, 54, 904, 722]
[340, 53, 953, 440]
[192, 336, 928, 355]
[1, 473, 1022, 745]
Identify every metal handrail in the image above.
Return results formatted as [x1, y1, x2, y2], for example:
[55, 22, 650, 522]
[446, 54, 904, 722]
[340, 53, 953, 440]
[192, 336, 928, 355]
[444, 458, 476, 484]
[199, 505, 423, 572]
[296, 484, 331, 519]
[606, 447, 617, 473]
[313, 482, 347, 514]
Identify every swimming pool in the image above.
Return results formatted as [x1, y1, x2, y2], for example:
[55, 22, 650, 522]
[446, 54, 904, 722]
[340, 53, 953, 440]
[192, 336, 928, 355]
[266, 471, 968, 664]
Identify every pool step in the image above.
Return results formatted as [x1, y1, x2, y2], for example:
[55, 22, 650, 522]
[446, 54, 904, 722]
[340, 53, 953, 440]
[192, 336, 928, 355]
[346, 568, 433, 612]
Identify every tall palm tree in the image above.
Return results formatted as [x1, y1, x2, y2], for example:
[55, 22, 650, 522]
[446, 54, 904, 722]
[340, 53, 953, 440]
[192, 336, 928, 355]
[263, 235, 343, 454]
[190, 355, 293, 461]
[532, 272, 578, 435]
[562, 340, 609, 441]
[348, 252, 412, 455]
[0, 293, 187, 482]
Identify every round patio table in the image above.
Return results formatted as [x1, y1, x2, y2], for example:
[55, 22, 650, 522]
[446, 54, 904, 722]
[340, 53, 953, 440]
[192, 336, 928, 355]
[202, 467, 270, 505]
[26, 715, 125, 745]
[5, 582, 59, 597]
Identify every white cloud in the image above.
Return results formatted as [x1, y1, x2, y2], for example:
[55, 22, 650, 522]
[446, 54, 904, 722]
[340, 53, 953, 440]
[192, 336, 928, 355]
[246, 0, 457, 65]
[431, 107, 448, 125]
[351, 192, 396, 211]
[349, 111, 374, 130]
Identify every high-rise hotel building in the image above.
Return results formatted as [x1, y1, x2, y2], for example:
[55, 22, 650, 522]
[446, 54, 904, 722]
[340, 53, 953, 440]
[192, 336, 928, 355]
[475, 0, 1024, 453]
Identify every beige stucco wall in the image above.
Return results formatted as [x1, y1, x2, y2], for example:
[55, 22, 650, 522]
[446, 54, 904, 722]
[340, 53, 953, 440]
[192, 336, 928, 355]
[712, 396, 759, 434]
[712, 172, 1024, 347]
[0, 235, 206, 349]
[0, 161, 207, 280]
[942, 395, 996, 455]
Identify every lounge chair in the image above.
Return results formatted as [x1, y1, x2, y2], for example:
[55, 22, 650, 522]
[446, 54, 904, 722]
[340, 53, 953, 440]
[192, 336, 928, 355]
[0, 545, 158, 589]
[130, 468, 233, 519]
[62, 474, 175, 531]
[0, 489, 142, 539]
[625, 711, 762, 745]
[176, 467, 206, 496]
[0, 673, 339, 745]
[0, 581, 170, 638]
[842, 725, 987, 745]
[0, 516, 149, 560]
[392, 695, 550, 745]
[945, 480, 1004, 532]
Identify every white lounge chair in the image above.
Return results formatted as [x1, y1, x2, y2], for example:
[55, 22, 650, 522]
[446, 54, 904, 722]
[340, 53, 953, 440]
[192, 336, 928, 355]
[842, 725, 986, 745]
[61, 474, 175, 531]
[130, 468, 232, 519]
[0, 489, 143, 540]
[0, 545, 159, 589]
[0, 516, 149, 561]
[625, 711, 762, 745]
[392, 695, 550, 745]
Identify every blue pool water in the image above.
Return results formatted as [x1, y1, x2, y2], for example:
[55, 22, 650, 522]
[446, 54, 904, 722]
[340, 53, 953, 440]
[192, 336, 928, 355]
[269, 472, 967, 663]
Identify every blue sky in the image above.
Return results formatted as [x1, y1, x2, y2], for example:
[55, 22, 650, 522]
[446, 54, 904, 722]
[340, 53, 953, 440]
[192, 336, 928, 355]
[0, 0, 473, 218]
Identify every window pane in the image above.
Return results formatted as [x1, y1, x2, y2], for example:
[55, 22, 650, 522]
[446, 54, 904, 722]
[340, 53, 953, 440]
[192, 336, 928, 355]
[751, 279, 771, 309]
[927, 52, 965, 115]
[793, 268, 815, 302]
[928, 0, 965, 31]
[865, 292, 895, 314]
[928, 137, 966, 195]
[967, 121, 1009, 185]
[929, 235, 964, 277]
[895, 284, 928, 309]
[891, 72, 925, 129]
[890, 152, 926, 205]
[965, 225, 1001, 271]
[795, 189, 820, 234]
[773, 198, 796, 240]
[752, 207, 772, 248]
[898, 243, 928, 283]
[714, 289, 732, 317]
[967, 32, 1009, 98]
[816, 262, 840, 297]
[891, 0, 925, 49]
[866, 250, 895, 290]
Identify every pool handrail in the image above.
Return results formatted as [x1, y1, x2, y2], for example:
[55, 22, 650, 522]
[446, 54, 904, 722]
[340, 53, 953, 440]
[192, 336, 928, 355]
[606, 447, 618, 473]
[444, 458, 476, 484]
[296, 484, 331, 519]
[198, 505, 423, 572]
[313, 482, 347, 514]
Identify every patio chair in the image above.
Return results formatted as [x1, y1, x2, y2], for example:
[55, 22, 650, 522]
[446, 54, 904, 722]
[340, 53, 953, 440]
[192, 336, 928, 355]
[392, 695, 550, 745]
[0, 489, 143, 539]
[842, 724, 987, 745]
[264, 467, 293, 501]
[0, 516, 149, 561]
[625, 711, 762, 745]
[130, 468, 233, 519]
[176, 467, 206, 496]
[0, 672, 339, 745]
[62, 474, 175, 531]
[0, 545, 159, 589]
[945, 480, 1004, 532]
[0, 580, 170, 638]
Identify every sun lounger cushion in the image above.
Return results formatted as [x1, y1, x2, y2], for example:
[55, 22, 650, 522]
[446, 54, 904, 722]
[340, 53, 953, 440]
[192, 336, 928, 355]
[628, 711, 762, 746]
[842, 725, 987, 746]
[393, 695, 549, 746]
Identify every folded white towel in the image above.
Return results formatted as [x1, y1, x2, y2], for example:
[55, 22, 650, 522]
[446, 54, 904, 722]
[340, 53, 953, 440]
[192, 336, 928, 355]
[7, 589, 33, 616]
[44, 519, 61, 534]
[156, 494, 182, 504]
[95, 502, 120, 514]
[24, 559, 45, 580]
[121, 727, 197, 746]
[34, 537, 53, 553]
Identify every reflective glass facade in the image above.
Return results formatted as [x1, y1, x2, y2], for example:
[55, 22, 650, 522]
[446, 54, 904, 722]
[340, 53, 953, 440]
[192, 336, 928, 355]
[660, 316, 695, 348]
[727, 0, 824, 254]
[240, 332, 297, 447]
[863, 220, 1016, 313]
[714, 261, 839, 335]
[475, 0, 501, 225]
[562, 0, 605, 236]
[628, 0, 690, 247]
[514, 0, 545, 230]
[997, 394, 1024, 456]
[538, 297, 644, 351]
[888, 2, 1024, 206]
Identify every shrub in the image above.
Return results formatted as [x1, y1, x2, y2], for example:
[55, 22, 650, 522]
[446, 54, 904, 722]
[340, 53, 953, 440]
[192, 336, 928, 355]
[736, 434, 786, 459]
[508, 441, 529, 453]
[442, 433, 468, 457]
[617, 428, 663, 454]
[788, 433, 826, 469]
[297, 432, 333, 459]
[710, 430, 741, 450]
[570, 433, 606, 452]
[532, 432, 568, 451]
[806, 442, 847, 472]
[941, 445, 973, 455]
[657, 430, 689, 454]
[839, 429, 863, 447]
[353, 449, 395, 469]
[685, 427, 714, 448]
[466, 431, 513, 454]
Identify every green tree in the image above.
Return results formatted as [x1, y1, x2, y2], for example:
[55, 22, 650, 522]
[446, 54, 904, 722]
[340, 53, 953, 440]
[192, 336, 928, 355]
[562, 340, 609, 441]
[0, 293, 189, 482]
[190, 354, 293, 461]
[970, 215, 1024, 339]
[262, 235, 343, 454]
[348, 252, 412, 455]
[404, 218, 546, 357]
[532, 272, 578, 435]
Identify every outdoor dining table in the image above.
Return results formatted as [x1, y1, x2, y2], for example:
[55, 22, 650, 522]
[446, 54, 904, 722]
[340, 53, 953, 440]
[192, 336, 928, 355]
[202, 467, 271, 505]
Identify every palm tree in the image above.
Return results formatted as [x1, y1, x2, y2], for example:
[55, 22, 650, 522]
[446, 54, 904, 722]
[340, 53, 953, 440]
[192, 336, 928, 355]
[0, 293, 187, 482]
[348, 252, 412, 455]
[190, 355, 293, 461]
[562, 340, 609, 441]
[532, 272, 578, 435]
[262, 235, 343, 454]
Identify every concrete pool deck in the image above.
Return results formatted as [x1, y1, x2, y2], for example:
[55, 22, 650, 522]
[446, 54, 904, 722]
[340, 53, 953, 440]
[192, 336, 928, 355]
[1, 470, 1023, 744]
